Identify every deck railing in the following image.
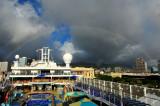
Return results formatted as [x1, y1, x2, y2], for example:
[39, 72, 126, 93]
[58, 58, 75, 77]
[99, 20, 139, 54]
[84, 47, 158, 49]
[9, 73, 77, 75]
[12, 79, 75, 85]
[74, 78, 160, 106]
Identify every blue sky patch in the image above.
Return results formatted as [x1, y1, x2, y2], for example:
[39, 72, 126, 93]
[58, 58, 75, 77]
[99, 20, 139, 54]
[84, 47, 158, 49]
[17, 0, 43, 16]
[42, 25, 72, 49]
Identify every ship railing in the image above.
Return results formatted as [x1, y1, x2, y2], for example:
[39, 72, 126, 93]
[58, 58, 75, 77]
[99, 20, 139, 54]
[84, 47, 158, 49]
[73, 78, 160, 106]
[53, 80, 75, 83]
[9, 73, 77, 75]
[10, 73, 38, 75]
[11, 79, 75, 85]
[41, 73, 77, 75]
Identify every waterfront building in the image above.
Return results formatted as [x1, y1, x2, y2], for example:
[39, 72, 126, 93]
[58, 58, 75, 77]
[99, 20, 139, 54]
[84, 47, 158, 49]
[114, 67, 122, 73]
[134, 57, 148, 73]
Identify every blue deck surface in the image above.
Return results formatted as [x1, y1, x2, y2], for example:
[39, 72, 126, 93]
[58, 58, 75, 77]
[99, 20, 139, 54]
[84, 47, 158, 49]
[3, 93, 63, 106]
[30, 93, 51, 99]
[27, 100, 52, 106]
[26, 93, 52, 106]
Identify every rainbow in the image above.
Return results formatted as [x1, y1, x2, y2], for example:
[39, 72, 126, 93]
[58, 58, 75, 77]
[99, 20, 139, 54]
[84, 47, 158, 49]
[3, 26, 157, 65]
[3, 33, 51, 61]
[71, 26, 157, 65]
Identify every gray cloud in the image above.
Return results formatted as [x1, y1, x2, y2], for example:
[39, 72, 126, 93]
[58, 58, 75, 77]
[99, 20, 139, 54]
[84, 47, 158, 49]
[1, 0, 160, 66]
[0, 0, 54, 60]
[41, 0, 159, 66]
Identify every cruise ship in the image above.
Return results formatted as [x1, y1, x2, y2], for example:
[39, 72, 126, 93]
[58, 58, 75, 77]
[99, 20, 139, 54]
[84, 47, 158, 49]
[10, 47, 82, 92]
[0, 47, 97, 106]
[0, 47, 159, 106]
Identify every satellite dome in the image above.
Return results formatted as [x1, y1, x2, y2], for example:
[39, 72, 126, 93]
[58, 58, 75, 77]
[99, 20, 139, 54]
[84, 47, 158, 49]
[63, 53, 72, 64]
[15, 55, 19, 60]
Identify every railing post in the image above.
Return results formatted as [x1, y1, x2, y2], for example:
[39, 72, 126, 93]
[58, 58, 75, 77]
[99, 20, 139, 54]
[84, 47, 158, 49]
[82, 78, 84, 90]
[104, 81, 105, 91]
[130, 85, 132, 99]
[119, 83, 121, 95]
[93, 79, 95, 96]
[88, 78, 90, 95]
[94, 79, 95, 87]
[99, 80, 101, 89]
[110, 82, 113, 92]
[136, 95, 137, 100]
[121, 89, 123, 106]
[144, 87, 147, 104]
[119, 85, 123, 106]
[81, 78, 82, 90]
[114, 89, 116, 104]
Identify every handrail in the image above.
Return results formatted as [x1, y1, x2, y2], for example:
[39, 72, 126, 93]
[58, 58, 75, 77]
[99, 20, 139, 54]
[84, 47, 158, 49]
[76, 78, 160, 106]
[9, 73, 78, 75]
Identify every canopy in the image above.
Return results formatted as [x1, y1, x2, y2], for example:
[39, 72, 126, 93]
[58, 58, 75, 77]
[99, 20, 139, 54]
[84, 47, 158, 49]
[66, 92, 86, 97]
[63, 92, 86, 102]
[69, 98, 98, 106]
[37, 74, 45, 77]
[71, 75, 77, 78]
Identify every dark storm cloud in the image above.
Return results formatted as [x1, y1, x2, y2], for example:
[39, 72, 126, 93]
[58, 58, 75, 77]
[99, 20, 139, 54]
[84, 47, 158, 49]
[1, 0, 160, 66]
[41, 0, 155, 65]
[42, 0, 144, 41]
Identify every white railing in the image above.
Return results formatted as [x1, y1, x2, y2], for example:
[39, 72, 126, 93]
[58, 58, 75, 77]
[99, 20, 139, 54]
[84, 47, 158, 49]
[9, 73, 78, 75]
[75, 78, 160, 106]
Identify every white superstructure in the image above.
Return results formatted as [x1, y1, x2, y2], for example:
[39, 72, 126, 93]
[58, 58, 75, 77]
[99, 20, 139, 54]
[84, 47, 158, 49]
[12, 47, 73, 74]
[9, 47, 83, 89]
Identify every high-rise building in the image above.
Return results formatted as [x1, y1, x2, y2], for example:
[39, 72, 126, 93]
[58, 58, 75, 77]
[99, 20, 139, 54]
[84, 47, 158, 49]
[0, 62, 8, 72]
[134, 57, 148, 73]
[114, 67, 122, 73]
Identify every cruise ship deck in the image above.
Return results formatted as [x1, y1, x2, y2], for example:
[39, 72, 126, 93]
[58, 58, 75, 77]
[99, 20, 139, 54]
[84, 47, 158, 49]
[0, 47, 97, 106]
[1, 47, 160, 106]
